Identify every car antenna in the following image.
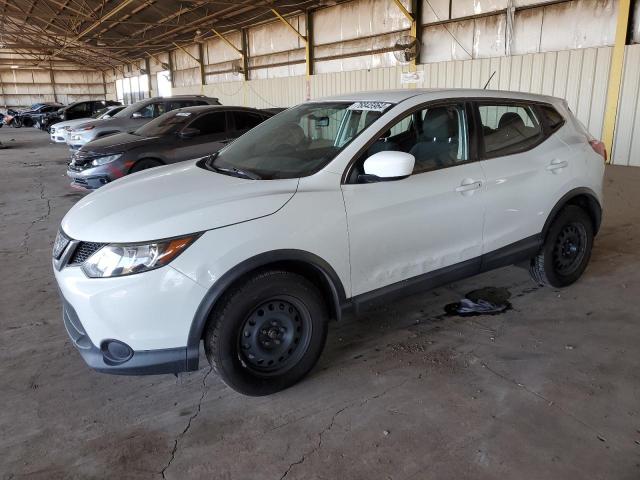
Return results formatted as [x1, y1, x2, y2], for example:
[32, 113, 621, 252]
[483, 71, 496, 90]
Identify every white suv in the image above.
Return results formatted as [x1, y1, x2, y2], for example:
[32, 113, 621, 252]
[53, 89, 605, 395]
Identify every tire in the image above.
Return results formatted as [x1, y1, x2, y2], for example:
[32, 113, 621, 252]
[129, 158, 163, 173]
[204, 270, 329, 396]
[530, 205, 594, 288]
[12, 118, 22, 128]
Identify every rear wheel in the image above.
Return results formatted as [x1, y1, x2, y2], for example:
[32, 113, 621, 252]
[129, 158, 163, 173]
[530, 205, 594, 287]
[204, 270, 329, 396]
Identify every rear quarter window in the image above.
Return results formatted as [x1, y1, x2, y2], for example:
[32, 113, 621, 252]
[538, 104, 565, 132]
[477, 103, 544, 158]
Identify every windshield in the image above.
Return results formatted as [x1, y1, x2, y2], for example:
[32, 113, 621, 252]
[206, 101, 389, 180]
[112, 101, 147, 119]
[92, 108, 108, 119]
[133, 110, 193, 137]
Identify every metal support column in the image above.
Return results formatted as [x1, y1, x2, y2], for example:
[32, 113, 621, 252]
[602, 0, 632, 161]
[49, 61, 58, 102]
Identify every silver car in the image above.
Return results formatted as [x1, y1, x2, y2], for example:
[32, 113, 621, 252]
[66, 95, 220, 149]
[50, 106, 125, 143]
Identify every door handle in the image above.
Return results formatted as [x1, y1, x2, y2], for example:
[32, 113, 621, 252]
[546, 159, 568, 171]
[455, 180, 483, 193]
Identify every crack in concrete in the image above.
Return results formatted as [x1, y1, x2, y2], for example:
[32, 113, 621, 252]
[19, 181, 51, 256]
[159, 368, 213, 479]
[479, 361, 614, 445]
[279, 379, 409, 479]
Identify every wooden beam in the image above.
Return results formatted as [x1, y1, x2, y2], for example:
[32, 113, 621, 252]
[271, 8, 307, 43]
[392, 0, 413, 22]
[602, 0, 632, 161]
[305, 9, 314, 78]
[173, 42, 201, 65]
[211, 28, 243, 57]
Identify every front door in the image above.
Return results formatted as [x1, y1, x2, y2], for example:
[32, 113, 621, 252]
[342, 102, 486, 297]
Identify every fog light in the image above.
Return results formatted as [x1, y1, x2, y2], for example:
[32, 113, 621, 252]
[101, 339, 133, 365]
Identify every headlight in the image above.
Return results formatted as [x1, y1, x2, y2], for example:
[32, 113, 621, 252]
[91, 153, 122, 166]
[82, 234, 200, 278]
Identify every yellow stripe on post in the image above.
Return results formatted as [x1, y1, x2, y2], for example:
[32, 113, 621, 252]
[602, 0, 631, 163]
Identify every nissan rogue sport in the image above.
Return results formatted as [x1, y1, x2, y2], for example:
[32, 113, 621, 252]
[53, 89, 605, 396]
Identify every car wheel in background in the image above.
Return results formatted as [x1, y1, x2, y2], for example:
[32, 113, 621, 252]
[204, 270, 329, 396]
[129, 158, 163, 173]
[530, 205, 594, 288]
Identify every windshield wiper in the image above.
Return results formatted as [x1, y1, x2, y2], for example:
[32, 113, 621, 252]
[212, 165, 261, 180]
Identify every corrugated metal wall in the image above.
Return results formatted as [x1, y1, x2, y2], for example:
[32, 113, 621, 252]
[174, 45, 636, 162]
[613, 44, 640, 167]
[0, 69, 106, 108]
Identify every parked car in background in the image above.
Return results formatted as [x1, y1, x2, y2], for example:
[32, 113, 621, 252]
[66, 95, 220, 149]
[50, 100, 122, 124]
[53, 89, 604, 395]
[50, 105, 125, 143]
[11, 102, 64, 128]
[66, 105, 272, 190]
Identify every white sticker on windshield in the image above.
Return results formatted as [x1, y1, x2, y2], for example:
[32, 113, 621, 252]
[176, 112, 192, 116]
[348, 101, 392, 112]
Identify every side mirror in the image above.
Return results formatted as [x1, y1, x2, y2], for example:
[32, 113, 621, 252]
[131, 112, 143, 119]
[362, 151, 415, 181]
[179, 127, 200, 139]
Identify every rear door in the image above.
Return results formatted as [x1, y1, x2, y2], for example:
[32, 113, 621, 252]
[475, 101, 573, 255]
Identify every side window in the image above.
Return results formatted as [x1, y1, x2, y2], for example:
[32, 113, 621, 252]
[348, 103, 468, 182]
[478, 103, 543, 157]
[539, 104, 565, 132]
[136, 102, 163, 118]
[187, 112, 226, 135]
[233, 111, 265, 131]
[69, 103, 89, 114]
[167, 100, 195, 111]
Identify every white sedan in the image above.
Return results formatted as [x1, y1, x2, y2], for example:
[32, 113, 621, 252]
[50, 105, 125, 143]
[53, 89, 605, 395]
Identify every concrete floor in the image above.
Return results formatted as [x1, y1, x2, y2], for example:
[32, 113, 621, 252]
[1, 127, 639, 480]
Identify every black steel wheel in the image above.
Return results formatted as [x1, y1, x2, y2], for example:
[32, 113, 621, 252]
[530, 205, 594, 287]
[238, 296, 313, 375]
[552, 222, 587, 276]
[204, 270, 329, 396]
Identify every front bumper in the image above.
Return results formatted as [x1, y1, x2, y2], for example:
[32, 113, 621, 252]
[54, 256, 207, 375]
[66, 168, 111, 190]
[61, 295, 189, 374]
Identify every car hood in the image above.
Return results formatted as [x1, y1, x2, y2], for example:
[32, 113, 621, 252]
[71, 117, 135, 132]
[80, 132, 158, 153]
[61, 160, 299, 243]
[52, 118, 91, 129]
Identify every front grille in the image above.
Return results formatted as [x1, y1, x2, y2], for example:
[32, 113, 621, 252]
[68, 242, 105, 265]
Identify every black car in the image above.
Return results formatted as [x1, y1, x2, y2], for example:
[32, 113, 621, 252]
[11, 102, 64, 128]
[66, 105, 273, 190]
[39, 100, 122, 130]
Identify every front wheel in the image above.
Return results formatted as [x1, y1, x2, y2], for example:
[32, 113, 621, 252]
[204, 270, 329, 396]
[530, 205, 594, 287]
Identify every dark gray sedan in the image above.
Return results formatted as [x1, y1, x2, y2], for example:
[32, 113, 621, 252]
[66, 105, 273, 190]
